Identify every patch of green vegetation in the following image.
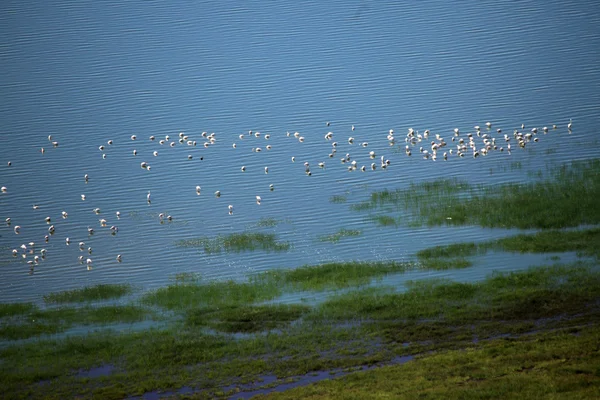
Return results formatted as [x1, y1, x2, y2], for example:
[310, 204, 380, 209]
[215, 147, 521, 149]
[318, 228, 361, 243]
[329, 195, 347, 203]
[258, 326, 600, 399]
[187, 304, 310, 333]
[255, 217, 281, 227]
[175, 232, 290, 253]
[354, 159, 600, 229]
[0, 302, 37, 318]
[496, 228, 600, 259]
[43, 284, 133, 304]
[141, 280, 282, 310]
[253, 261, 416, 292]
[310, 262, 600, 323]
[172, 272, 203, 283]
[417, 242, 482, 259]
[415, 228, 600, 263]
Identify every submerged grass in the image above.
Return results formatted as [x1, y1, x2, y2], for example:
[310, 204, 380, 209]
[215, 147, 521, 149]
[318, 228, 361, 243]
[354, 159, 600, 229]
[43, 284, 133, 304]
[175, 232, 290, 253]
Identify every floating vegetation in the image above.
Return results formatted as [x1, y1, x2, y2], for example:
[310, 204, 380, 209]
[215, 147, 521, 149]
[318, 228, 361, 243]
[43, 284, 133, 304]
[175, 232, 290, 253]
[186, 304, 310, 333]
[329, 195, 347, 203]
[354, 159, 600, 229]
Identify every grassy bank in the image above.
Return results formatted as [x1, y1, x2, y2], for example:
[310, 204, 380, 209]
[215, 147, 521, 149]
[0, 261, 598, 399]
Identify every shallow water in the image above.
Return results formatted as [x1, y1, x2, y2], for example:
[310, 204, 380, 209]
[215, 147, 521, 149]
[1, 0, 600, 303]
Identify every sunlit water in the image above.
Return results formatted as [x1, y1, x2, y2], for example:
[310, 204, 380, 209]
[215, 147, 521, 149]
[1, 0, 600, 304]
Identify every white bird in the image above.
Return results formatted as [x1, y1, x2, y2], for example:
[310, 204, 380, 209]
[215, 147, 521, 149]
[84, 174, 89, 181]
[99, 219, 107, 227]
[153, 151, 158, 156]
[14, 225, 20, 234]
[62, 211, 68, 218]
[78, 256, 84, 263]
[150, 136, 155, 141]
[116, 211, 121, 218]
[1, 186, 7, 193]
[147, 191, 151, 202]
[65, 238, 70, 245]
[215, 190, 221, 198]
[133, 149, 138, 155]
[196, 186, 201, 195]
[12, 249, 18, 256]
[40, 249, 47, 256]
[269, 184, 274, 191]
[86, 258, 92, 265]
[568, 119, 572, 130]
[241, 166, 246, 172]
[228, 205, 233, 215]
[88, 247, 93, 254]
[79, 242, 85, 248]
[93, 208, 101, 214]
[131, 135, 137, 140]
[110, 225, 118, 233]
[45, 216, 51, 223]
[88, 227, 94, 234]
[81, 194, 86, 200]
[116, 254, 122, 262]
[256, 196, 262, 205]
[264, 166, 268, 174]
[167, 215, 173, 221]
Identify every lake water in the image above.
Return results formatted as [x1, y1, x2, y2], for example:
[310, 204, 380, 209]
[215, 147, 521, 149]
[1, 0, 600, 304]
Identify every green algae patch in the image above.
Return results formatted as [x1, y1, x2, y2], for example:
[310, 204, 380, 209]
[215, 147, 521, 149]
[43, 284, 133, 304]
[175, 232, 290, 253]
[187, 304, 310, 333]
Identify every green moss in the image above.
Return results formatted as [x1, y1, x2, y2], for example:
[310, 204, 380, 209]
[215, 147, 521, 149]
[418, 257, 472, 270]
[43, 284, 133, 304]
[175, 232, 290, 253]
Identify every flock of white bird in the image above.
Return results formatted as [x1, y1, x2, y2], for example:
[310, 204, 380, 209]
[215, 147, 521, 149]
[1, 118, 571, 274]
